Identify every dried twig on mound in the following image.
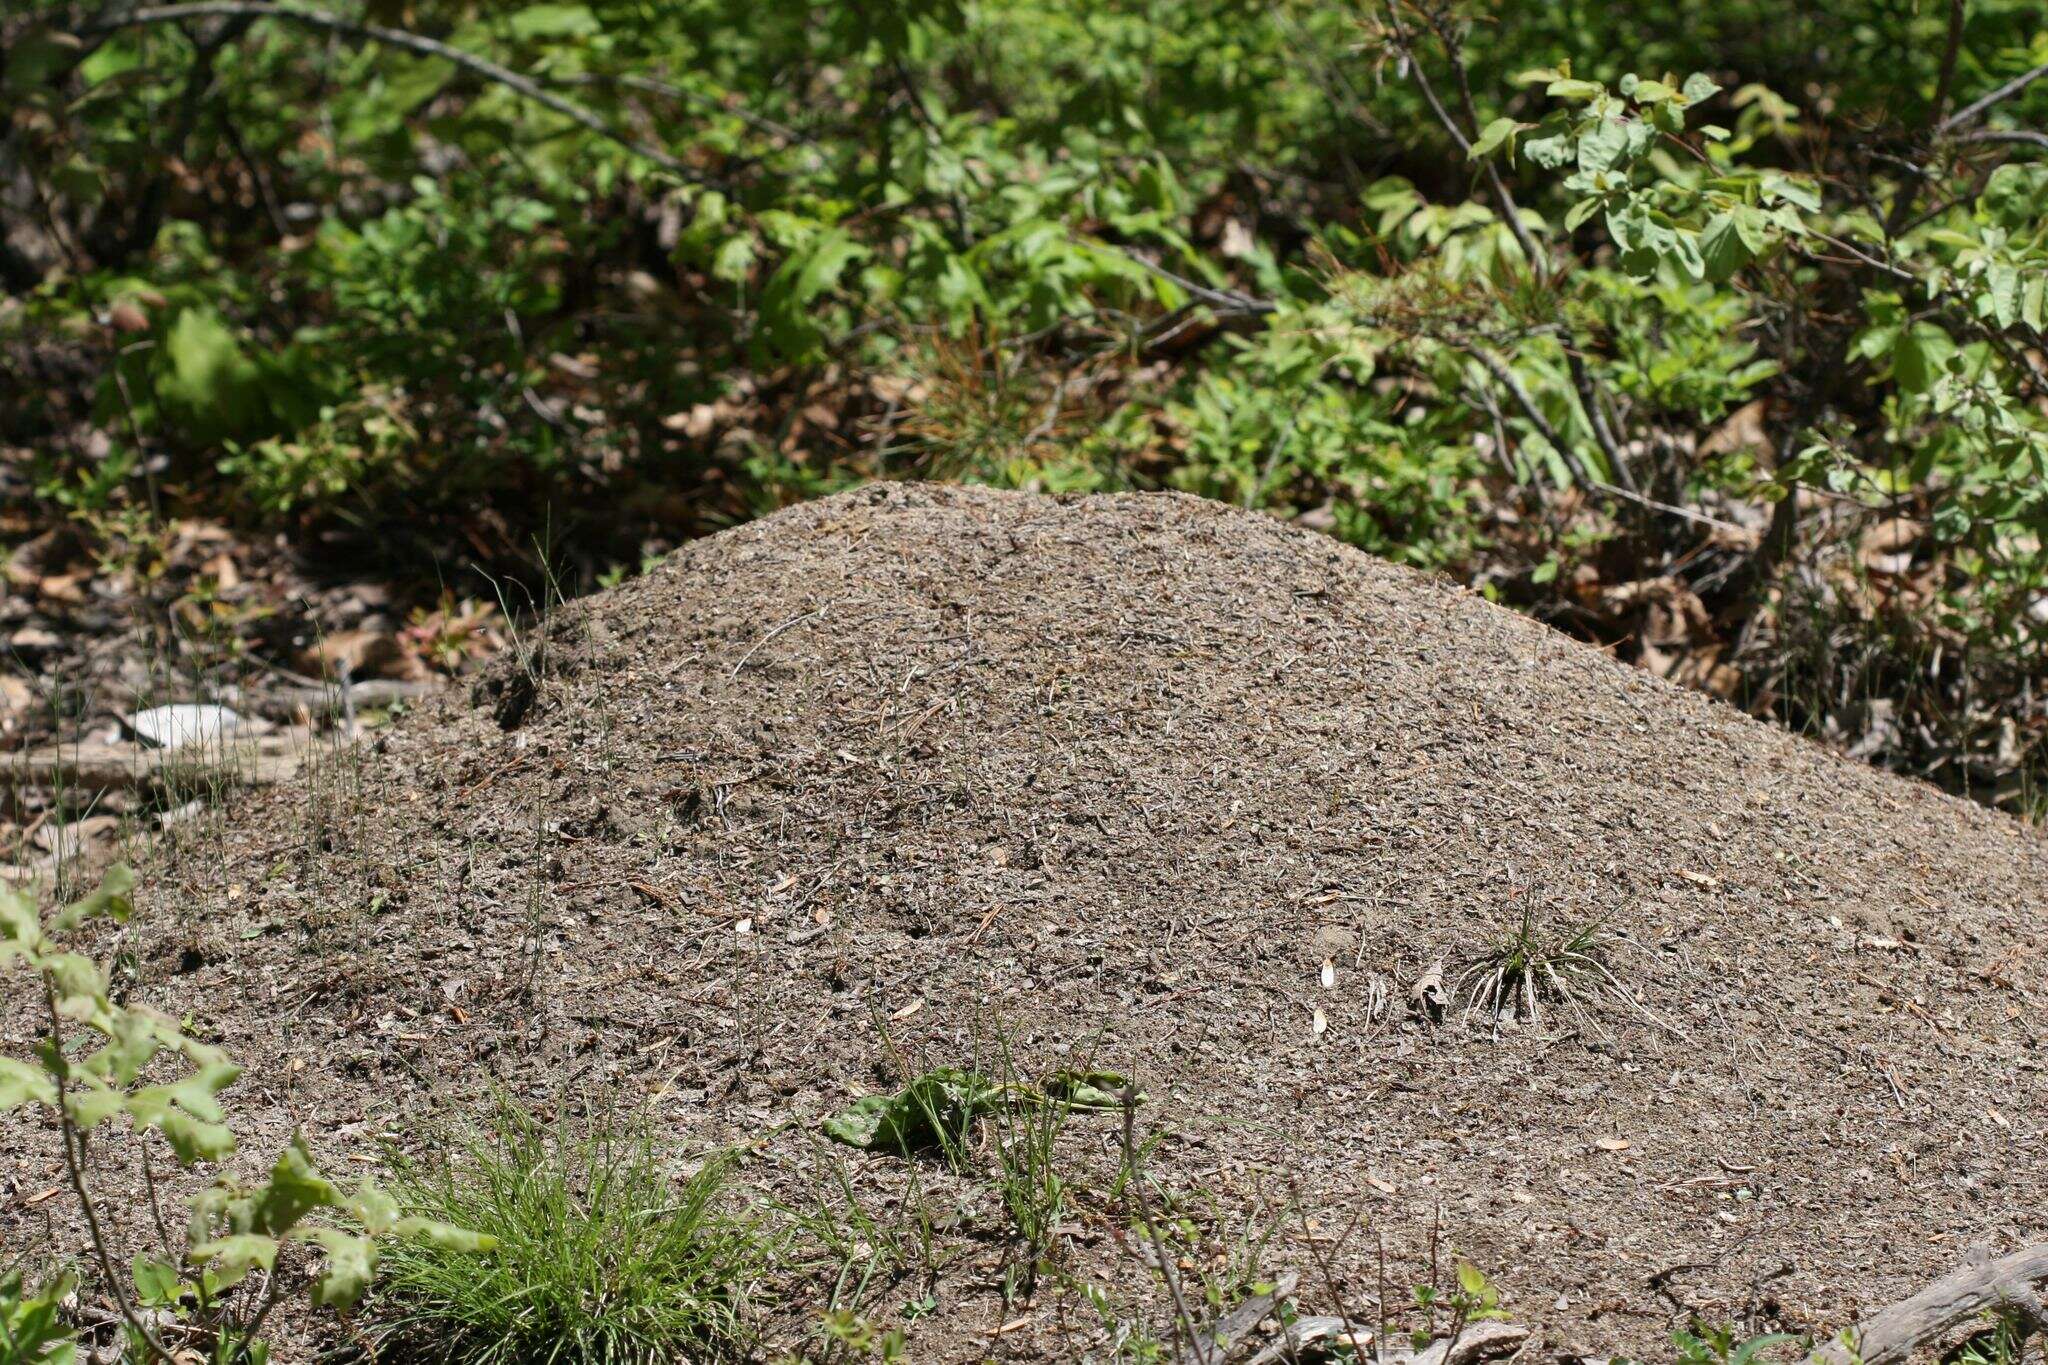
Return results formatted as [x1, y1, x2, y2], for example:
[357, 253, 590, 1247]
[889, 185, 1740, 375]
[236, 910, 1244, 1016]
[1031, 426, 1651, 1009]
[1814, 1243, 2048, 1364]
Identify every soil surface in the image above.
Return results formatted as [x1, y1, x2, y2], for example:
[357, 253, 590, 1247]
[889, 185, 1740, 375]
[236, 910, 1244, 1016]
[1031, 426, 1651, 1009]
[6, 483, 2046, 1361]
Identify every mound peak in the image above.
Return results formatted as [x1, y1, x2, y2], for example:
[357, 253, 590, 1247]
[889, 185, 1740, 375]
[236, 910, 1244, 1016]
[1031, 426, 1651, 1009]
[12, 483, 2047, 1358]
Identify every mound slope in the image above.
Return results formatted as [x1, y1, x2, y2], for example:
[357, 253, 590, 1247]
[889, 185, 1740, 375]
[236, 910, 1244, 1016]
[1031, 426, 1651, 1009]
[9, 483, 2047, 1357]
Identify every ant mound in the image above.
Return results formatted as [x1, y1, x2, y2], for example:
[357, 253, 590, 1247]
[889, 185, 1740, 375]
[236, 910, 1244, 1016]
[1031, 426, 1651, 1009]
[14, 483, 2048, 1359]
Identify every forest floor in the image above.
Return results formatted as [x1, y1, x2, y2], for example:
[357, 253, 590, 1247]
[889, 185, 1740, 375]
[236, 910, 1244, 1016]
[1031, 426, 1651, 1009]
[3, 483, 2045, 1361]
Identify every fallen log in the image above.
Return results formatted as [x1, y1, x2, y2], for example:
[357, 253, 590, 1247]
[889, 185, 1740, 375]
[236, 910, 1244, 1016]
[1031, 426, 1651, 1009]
[0, 734, 312, 791]
[1813, 1243, 2048, 1365]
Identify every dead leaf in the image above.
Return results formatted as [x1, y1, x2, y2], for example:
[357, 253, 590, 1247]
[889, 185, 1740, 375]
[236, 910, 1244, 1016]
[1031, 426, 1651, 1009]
[1410, 961, 1447, 1019]
[889, 999, 923, 1021]
[298, 628, 426, 682]
[1698, 398, 1770, 459]
[35, 814, 120, 862]
[1596, 1137, 1631, 1152]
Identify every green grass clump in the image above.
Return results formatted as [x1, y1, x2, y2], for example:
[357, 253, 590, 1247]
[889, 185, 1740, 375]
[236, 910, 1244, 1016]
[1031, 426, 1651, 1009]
[374, 1103, 770, 1364]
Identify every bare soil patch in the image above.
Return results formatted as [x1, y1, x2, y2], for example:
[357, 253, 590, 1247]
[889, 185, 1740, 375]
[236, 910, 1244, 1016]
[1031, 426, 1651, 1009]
[6, 483, 2046, 1360]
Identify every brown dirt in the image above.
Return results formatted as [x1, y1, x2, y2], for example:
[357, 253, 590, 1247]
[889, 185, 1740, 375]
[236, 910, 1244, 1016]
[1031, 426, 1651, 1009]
[6, 482, 2047, 1360]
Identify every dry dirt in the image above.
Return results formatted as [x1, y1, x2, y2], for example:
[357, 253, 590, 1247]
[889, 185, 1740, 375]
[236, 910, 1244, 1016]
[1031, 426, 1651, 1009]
[6, 482, 2047, 1361]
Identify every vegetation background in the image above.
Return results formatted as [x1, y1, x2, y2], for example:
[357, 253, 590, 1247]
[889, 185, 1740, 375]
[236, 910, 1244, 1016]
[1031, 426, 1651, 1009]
[5, 0, 2048, 813]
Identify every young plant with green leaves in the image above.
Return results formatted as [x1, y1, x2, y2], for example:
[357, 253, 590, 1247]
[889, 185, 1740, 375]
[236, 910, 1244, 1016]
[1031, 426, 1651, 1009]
[0, 868, 490, 1363]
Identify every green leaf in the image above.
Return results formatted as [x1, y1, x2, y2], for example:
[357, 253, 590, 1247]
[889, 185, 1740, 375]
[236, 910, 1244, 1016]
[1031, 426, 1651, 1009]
[60, 1073, 125, 1129]
[130, 1254, 180, 1308]
[0, 887, 38, 949]
[305, 1228, 377, 1311]
[1987, 261, 2020, 329]
[129, 1059, 242, 1130]
[188, 1233, 278, 1290]
[1577, 119, 1630, 175]
[391, 1217, 500, 1253]
[504, 4, 599, 39]
[0, 1057, 57, 1112]
[1700, 212, 1753, 282]
[349, 1181, 401, 1236]
[1564, 196, 1604, 232]
[3, 26, 83, 93]
[1546, 78, 1604, 102]
[1680, 73, 1722, 104]
[1891, 323, 1955, 394]
[821, 1067, 998, 1153]
[1763, 173, 1822, 213]
[1731, 204, 1771, 255]
[52, 866, 134, 932]
[1521, 132, 1573, 170]
[161, 1112, 237, 1164]
[1469, 118, 1524, 162]
[247, 1138, 341, 1235]
[156, 306, 266, 438]
[2022, 275, 2045, 332]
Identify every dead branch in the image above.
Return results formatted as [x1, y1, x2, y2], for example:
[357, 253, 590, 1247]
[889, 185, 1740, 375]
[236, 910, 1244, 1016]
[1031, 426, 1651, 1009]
[1813, 1243, 2048, 1365]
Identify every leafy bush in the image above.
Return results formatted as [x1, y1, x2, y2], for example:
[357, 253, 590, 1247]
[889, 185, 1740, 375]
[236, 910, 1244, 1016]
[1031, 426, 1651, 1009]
[373, 1102, 770, 1363]
[0, 868, 490, 1363]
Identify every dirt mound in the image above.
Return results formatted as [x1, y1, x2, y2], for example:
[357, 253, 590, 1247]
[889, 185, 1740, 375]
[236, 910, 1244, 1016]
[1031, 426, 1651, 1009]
[8, 483, 2047, 1359]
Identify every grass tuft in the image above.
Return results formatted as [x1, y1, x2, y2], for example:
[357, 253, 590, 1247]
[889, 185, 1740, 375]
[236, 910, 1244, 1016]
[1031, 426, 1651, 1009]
[373, 1100, 771, 1364]
[1456, 899, 1677, 1039]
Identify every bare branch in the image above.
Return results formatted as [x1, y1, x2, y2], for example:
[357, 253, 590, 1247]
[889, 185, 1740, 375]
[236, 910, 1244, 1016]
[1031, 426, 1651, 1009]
[1940, 60, 2048, 133]
[1960, 128, 2048, 152]
[68, 2, 710, 182]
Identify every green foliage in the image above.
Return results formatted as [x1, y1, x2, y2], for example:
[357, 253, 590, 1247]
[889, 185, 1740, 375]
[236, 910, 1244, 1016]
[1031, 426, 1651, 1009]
[0, 1270, 75, 1365]
[0, 868, 489, 1363]
[820, 1066, 1129, 1156]
[374, 1101, 769, 1363]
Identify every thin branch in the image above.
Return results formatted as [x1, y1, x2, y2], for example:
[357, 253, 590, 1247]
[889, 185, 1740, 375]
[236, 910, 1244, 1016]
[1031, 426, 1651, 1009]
[69, 2, 708, 182]
[1940, 59, 2048, 133]
[1464, 346, 1748, 533]
[1960, 128, 2048, 152]
[1883, 0, 1968, 238]
[1122, 249, 1277, 317]
[1929, 0, 1967, 128]
[42, 976, 175, 1364]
